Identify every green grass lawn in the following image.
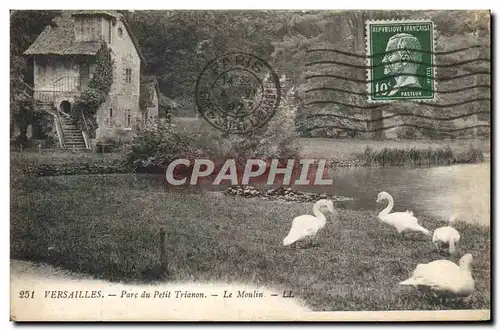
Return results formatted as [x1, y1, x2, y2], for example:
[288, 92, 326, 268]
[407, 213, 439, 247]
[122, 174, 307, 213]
[10, 150, 124, 166]
[10, 136, 490, 169]
[10, 174, 490, 311]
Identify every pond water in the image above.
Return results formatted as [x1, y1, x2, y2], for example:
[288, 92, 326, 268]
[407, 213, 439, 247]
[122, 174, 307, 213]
[153, 160, 490, 227]
[295, 163, 491, 226]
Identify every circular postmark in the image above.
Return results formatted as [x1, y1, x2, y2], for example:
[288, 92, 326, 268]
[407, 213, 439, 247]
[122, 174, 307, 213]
[195, 52, 281, 134]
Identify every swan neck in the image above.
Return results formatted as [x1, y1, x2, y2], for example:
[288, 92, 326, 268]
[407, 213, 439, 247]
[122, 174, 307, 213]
[379, 195, 394, 217]
[313, 204, 326, 221]
[460, 262, 472, 272]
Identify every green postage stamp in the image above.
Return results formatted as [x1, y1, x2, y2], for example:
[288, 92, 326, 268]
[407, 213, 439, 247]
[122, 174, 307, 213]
[366, 19, 436, 102]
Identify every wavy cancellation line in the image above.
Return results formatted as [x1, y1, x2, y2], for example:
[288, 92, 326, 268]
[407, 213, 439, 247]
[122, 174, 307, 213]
[305, 57, 491, 70]
[306, 45, 487, 58]
[305, 98, 490, 109]
[302, 124, 491, 133]
[303, 111, 491, 123]
[304, 71, 491, 84]
[305, 85, 491, 96]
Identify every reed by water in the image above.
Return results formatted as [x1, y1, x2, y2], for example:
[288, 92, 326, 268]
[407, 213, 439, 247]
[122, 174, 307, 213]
[360, 144, 484, 167]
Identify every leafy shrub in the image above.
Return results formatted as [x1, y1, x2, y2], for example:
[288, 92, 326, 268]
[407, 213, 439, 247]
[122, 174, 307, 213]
[125, 88, 302, 174]
[33, 110, 57, 147]
[124, 119, 199, 171]
[95, 138, 122, 153]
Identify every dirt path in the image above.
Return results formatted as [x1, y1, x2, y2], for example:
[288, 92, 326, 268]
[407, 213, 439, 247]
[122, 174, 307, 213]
[10, 259, 311, 321]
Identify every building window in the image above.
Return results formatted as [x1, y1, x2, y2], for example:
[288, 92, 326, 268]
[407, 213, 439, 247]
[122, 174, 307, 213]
[84, 18, 90, 36]
[37, 64, 45, 76]
[125, 68, 132, 83]
[118, 27, 123, 37]
[125, 109, 131, 128]
[105, 107, 113, 127]
[77, 17, 98, 41]
[108, 23, 112, 44]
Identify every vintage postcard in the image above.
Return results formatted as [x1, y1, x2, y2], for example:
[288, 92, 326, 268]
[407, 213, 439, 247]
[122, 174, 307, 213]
[9, 9, 491, 322]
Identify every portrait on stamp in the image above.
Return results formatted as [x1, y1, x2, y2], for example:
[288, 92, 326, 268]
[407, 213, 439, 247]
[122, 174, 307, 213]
[366, 20, 435, 102]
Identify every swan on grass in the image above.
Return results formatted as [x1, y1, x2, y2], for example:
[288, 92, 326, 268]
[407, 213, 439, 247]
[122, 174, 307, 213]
[399, 253, 475, 299]
[376, 191, 431, 237]
[283, 199, 334, 248]
[432, 215, 461, 254]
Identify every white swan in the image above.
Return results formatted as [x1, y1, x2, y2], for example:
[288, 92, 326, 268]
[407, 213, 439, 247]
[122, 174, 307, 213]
[376, 191, 431, 237]
[432, 215, 461, 254]
[283, 199, 334, 247]
[399, 253, 475, 298]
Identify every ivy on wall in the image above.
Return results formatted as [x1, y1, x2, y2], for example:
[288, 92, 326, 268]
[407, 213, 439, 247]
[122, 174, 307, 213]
[71, 42, 113, 138]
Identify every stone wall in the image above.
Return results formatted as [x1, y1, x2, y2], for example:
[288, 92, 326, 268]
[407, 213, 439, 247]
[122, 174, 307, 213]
[95, 17, 141, 140]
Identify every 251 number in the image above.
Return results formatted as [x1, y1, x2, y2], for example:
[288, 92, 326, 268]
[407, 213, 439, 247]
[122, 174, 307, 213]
[19, 290, 35, 299]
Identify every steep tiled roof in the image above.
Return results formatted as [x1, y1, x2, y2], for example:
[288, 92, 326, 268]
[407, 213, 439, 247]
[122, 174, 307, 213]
[140, 75, 177, 111]
[140, 79, 157, 109]
[23, 11, 102, 56]
[71, 10, 119, 18]
[23, 10, 147, 66]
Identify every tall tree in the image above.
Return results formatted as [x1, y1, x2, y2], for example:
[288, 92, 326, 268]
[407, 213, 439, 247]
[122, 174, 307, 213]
[10, 10, 60, 138]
